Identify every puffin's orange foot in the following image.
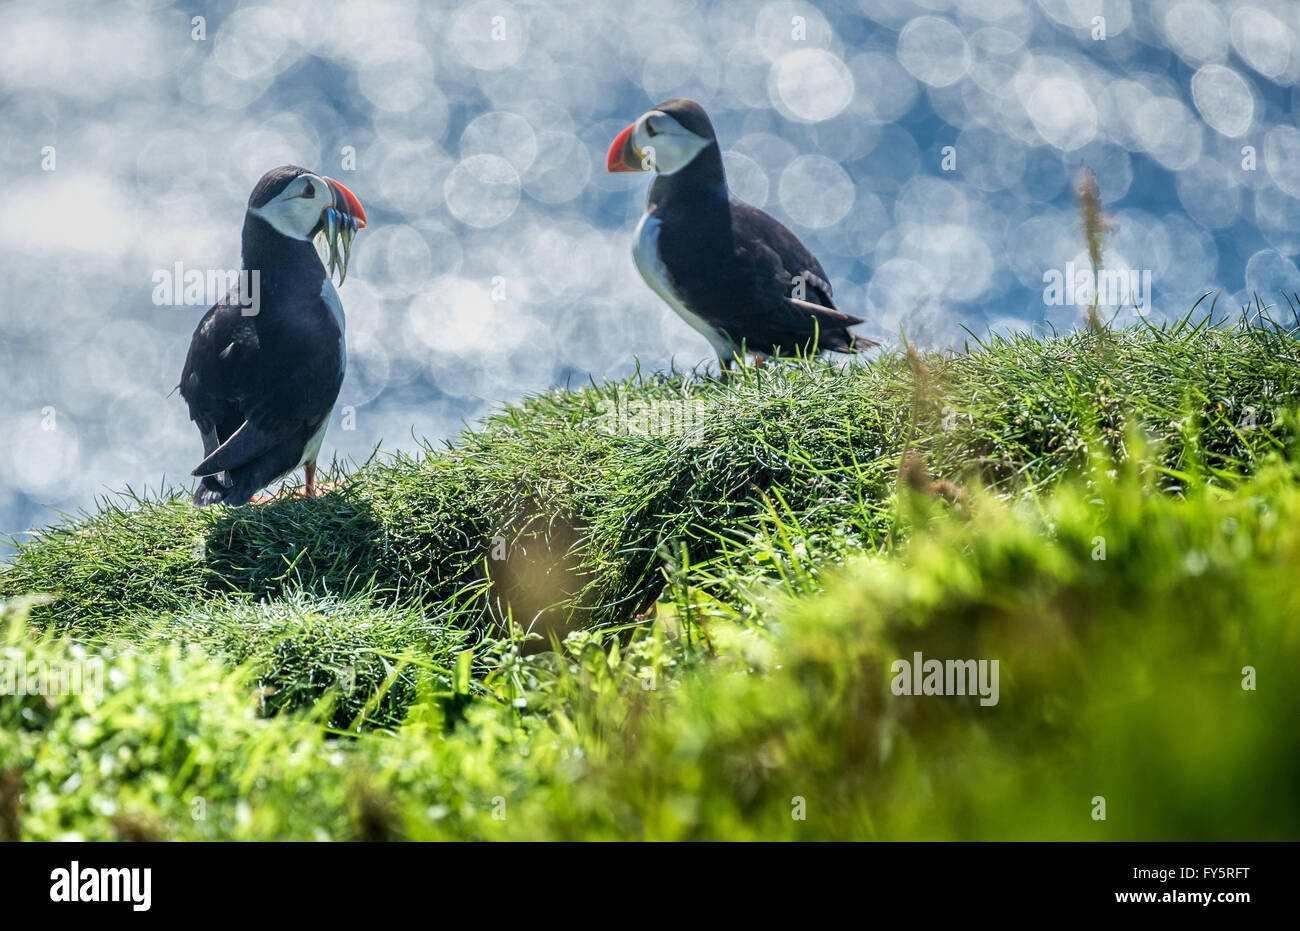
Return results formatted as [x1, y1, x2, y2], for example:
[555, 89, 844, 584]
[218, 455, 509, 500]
[295, 479, 342, 498]
[290, 478, 344, 499]
[250, 491, 278, 504]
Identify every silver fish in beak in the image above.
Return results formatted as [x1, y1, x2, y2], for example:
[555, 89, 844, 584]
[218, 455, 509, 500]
[314, 177, 367, 285]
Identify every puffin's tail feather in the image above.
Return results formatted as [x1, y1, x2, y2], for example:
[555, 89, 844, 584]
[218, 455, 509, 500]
[191, 472, 257, 508]
[193, 476, 230, 507]
[849, 332, 881, 351]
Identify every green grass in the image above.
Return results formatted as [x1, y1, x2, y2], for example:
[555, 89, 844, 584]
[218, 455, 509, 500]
[2, 318, 1299, 840]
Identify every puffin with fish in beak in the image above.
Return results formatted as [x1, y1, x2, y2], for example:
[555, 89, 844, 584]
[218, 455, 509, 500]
[607, 98, 877, 370]
[179, 165, 366, 506]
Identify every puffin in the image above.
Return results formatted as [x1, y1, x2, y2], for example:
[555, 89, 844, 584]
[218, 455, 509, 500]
[607, 98, 877, 369]
[179, 165, 366, 506]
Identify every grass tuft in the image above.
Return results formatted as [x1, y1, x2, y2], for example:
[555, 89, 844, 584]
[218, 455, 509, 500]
[2, 317, 1299, 839]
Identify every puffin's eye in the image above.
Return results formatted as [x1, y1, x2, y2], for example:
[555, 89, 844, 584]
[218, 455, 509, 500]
[644, 121, 659, 138]
[302, 181, 316, 198]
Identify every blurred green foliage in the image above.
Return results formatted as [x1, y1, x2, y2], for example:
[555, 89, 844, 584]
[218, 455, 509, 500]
[1, 321, 1298, 839]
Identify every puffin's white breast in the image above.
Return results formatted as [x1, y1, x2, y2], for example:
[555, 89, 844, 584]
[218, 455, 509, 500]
[320, 277, 347, 375]
[633, 212, 736, 359]
[296, 417, 330, 469]
[294, 277, 346, 469]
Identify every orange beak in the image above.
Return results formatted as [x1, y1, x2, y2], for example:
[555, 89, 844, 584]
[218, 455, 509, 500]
[606, 124, 642, 173]
[324, 176, 367, 228]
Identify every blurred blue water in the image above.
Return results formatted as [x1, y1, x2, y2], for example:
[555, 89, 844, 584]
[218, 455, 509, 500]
[2, 0, 1298, 554]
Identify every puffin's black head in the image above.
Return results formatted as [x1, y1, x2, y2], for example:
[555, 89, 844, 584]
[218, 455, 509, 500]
[245, 165, 368, 283]
[606, 98, 718, 176]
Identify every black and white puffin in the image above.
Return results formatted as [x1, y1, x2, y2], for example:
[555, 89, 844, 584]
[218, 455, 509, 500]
[180, 165, 366, 506]
[607, 98, 877, 369]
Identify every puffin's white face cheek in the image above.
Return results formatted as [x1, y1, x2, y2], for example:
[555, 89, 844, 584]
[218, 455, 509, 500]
[251, 173, 330, 240]
[636, 113, 710, 175]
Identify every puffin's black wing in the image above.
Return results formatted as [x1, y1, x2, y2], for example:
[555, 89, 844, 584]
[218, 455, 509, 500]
[731, 201, 840, 306]
[180, 297, 260, 455]
[179, 292, 342, 506]
[190, 405, 305, 478]
[726, 202, 876, 354]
